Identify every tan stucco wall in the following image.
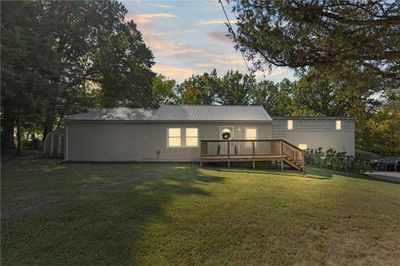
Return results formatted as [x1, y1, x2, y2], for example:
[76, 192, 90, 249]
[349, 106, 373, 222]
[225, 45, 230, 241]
[272, 119, 356, 156]
[65, 121, 272, 162]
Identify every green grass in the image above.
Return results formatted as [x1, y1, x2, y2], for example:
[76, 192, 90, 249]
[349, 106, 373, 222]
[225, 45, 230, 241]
[2, 156, 400, 265]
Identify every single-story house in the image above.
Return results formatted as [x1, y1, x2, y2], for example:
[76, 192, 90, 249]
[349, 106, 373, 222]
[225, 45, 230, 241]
[61, 105, 356, 170]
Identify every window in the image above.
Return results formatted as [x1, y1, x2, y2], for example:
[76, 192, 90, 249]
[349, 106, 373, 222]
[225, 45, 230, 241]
[298, 144, 308, 150]
[245, 128, 257, 140]
[336, 120, 341, 130]
[168, 128, 181, 147]
[186, 128, 198, 147]
[287, 120, 293, 130]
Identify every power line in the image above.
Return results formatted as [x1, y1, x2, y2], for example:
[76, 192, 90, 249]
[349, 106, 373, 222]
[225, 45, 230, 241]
[218, 0, 253, 74]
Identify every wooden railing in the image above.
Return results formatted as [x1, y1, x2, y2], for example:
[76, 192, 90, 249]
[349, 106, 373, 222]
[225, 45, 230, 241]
[200, 139, 304, 170]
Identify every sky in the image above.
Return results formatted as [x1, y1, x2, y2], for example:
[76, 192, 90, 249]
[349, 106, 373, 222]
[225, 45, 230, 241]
[121, 0, 295, 83]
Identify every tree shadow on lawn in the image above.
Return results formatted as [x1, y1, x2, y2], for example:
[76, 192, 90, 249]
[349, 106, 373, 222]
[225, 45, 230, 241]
[2, 162, 224, 265]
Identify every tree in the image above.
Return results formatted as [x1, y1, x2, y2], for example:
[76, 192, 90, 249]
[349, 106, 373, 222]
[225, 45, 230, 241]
[176, 70, 220, 104]
[357, 96, 400, 155]
[1, 1, 53, 153]
[229, 0, 400, 79]
[292, 66, 382, 116]
[1, 0, 154, 153]
[150, 75, 177, 107]
[216, 70, 256, 105]
[93, 21, 155, 107]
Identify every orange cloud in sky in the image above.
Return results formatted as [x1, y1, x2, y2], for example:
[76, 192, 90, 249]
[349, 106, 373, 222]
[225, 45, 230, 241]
[153, 64, 200, 80]
[125, 13, 177, 25]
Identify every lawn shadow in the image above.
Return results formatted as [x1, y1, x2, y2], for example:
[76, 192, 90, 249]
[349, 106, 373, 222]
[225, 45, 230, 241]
[23, 163, 223, 265]
[2, 159, 226, 265]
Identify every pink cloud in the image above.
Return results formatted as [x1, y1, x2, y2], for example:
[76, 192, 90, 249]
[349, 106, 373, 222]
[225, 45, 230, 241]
[152, 64, 200, 80]
[124, 13, 177, 26]
[207, 31, 233, 44]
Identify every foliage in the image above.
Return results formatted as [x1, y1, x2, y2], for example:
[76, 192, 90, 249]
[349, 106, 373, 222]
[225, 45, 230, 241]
[1, 0, 154, 153]
[293, 66, 382, 116]
[150, 75, 177, 107]
[93, 21, 154, 107]
[230, 0, 400, 80]
[356, 96, 400, 155]
[305, 148, 372, 173]
[176, 69, 220, 104]
[215, 70, 256, 105]
[176, 70, 296, 115]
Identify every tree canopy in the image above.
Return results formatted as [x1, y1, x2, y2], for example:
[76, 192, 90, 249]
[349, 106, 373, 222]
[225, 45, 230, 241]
[1, 0, 398, 157]
[229, 0, 400, 80]
[1, 0, 154, 152]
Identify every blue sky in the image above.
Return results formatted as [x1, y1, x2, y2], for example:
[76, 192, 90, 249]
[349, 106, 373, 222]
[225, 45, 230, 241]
[121, 0, 295, 83]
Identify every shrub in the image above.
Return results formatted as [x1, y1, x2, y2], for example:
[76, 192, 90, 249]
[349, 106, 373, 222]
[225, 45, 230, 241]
[304, 148, 372, 173]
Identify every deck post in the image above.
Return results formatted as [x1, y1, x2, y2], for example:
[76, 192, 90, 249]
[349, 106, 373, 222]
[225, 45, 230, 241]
[281, 160, 284, 171]
[227, 140, 231, 168]
[252, 140, 255, 169]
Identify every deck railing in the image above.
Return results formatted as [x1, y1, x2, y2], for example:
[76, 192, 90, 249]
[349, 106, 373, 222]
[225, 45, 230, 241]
[200, 139, 304, 169]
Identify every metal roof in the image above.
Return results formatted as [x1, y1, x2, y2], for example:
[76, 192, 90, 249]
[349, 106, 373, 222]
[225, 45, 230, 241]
[65, 105, 272, 121]
[65, 108, 156, 121]
[152, 105, 272, 121]
[272, 116, 357, 120]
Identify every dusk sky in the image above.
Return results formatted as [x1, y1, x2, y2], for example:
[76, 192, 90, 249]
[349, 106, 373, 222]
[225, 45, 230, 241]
[122, 0, 295, 83]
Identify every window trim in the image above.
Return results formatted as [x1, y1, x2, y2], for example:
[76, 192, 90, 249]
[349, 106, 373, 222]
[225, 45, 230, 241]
[244, 127, 257, 140]
[287, 120, 293, 130]
[185, 128, 199, 147]
[336, 120, 342, 130]
[167, 128, 182, 148]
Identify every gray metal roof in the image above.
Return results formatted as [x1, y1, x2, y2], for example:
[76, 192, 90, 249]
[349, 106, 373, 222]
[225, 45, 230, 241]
[272, 116, 357, 120]
[152, 105, 272, 121]
[65, 105, 272, 121]
[65, 108, 156, 121]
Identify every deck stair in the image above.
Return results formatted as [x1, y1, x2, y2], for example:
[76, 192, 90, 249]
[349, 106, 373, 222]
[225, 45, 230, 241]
[200, 139, 304, 171]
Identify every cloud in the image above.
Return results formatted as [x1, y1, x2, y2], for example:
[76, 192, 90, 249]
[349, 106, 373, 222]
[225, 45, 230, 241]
[125, 13, 177, 25]
[145, 29, 197, 37]
[152, 64, 199, 80]
[195, 19, 226, 25]
[146, 38, 243, 65]
[154, 4, 173, 9]
[207, 31, 232, 44]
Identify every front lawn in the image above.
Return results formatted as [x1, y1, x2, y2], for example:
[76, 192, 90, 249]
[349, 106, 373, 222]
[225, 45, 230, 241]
[2, 157, 400, 265]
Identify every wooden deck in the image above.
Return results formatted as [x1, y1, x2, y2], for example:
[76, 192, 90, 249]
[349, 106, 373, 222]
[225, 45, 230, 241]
[200, 139, 304, 170]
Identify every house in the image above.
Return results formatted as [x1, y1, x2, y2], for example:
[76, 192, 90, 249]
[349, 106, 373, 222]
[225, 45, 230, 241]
[60, 105, 356, 170]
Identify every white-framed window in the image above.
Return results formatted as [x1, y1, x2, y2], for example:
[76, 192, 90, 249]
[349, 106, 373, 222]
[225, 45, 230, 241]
[167, 128, 181, 147]
[186, 128, 198, 147]
[298, 144, 308, 150]
[245, 128, 257, 140]
[336, 120, 341, 130]
[287, 120, 293, 130]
